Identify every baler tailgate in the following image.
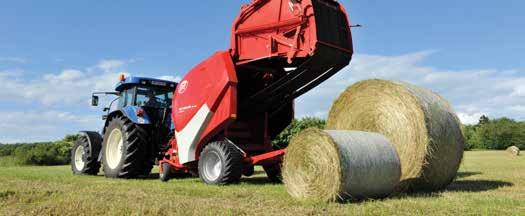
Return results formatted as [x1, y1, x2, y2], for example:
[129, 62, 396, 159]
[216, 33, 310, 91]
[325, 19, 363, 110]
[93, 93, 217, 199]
[236, 0, 353, 112]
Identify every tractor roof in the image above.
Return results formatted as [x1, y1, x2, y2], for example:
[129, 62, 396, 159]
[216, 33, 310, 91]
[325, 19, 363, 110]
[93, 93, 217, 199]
[115, 76, 178, 92]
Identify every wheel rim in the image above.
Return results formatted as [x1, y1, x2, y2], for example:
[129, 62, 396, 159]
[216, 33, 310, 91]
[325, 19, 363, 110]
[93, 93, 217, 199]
[105, 128, 124, 169]
[202, 152, 222, 182]
[74, 145, 85, 171]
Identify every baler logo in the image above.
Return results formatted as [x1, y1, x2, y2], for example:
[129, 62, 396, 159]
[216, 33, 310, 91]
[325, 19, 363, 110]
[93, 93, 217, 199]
[179, 80, 188, 94]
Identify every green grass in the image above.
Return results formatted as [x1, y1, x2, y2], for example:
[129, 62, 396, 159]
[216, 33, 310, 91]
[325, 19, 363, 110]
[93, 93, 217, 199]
[1, 151, 524, 215]
[0, 156, 21, 167]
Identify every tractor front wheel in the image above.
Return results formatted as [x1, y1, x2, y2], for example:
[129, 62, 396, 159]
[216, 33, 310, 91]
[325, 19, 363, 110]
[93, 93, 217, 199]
[102, 115, 152, 178]
[198, 141, 243, 185]
[71, 134, 101, 175]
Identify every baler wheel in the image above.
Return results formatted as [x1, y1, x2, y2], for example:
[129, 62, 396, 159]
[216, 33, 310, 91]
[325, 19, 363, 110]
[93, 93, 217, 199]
[71, 135, 101, 175]
[102, 115, 152, 178]
[159, 162, 172, 182]
[263, 163, 282, 183]
[198, 141, 243, 185]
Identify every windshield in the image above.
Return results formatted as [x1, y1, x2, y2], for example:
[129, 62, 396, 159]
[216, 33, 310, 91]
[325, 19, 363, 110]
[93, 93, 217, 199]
[135, 86, 173, 108]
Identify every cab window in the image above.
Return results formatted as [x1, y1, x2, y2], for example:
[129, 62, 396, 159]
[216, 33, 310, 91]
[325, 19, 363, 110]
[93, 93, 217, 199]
[135, 87, 173, 108]
[117, 89, 134, 108]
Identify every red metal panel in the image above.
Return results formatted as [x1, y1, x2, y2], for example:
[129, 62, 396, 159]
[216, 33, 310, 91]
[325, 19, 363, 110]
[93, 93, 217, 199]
[231, 0, 319, 64]
[172, 51, 237, 135]
[230, 0, 354, 64]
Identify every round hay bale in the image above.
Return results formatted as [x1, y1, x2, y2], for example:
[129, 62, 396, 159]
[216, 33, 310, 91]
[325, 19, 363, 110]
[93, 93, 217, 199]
[282, 128, 401, 202]
[326, 79, 464, 191]
[507, 146, 520, 156]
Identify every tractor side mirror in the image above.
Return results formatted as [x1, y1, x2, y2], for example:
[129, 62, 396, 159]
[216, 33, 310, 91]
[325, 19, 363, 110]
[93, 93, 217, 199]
[91, 95, 99, 106]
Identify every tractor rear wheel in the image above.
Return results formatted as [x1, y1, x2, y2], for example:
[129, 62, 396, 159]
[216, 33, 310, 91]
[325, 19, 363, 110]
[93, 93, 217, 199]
[71, 134, 101, 175]
[102, 115, 152, 178]
[198, 141, 243, 185]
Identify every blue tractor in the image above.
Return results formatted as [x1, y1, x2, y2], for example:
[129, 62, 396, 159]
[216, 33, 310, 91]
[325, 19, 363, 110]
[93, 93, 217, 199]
[71, 75, 177, 178]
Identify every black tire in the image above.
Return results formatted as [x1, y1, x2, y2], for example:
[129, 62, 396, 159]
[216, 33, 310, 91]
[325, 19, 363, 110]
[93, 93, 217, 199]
[263, 163, 282, 183]
[71, 135, 101, 175]
[198, 141, 243, 185]
[243, 165, 255, 177]
[102, 115, 153, 178]
[159, 162, 172, 182]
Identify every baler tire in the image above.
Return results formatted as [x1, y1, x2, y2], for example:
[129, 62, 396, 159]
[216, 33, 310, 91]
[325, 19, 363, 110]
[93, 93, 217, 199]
[102, 115, 152, 178]
[198, 141, 243, 185]
[263, 163, 282, 183]
[159, 162, 172, 182]
[71, 135, 101, 175]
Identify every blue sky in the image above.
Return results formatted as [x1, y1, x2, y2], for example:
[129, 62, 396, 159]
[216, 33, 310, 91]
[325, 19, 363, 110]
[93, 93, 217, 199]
[1, 0, 524, 143]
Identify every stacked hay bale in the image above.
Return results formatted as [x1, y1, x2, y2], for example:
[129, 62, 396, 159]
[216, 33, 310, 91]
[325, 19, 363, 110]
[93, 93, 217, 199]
[326, 79, 465, 191]
[282, 128, 401, 202]
[507, 146, 520, 156]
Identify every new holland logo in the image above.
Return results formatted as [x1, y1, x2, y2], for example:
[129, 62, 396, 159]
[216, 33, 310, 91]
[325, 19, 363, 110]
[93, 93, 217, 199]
[178, 80, 188, 94]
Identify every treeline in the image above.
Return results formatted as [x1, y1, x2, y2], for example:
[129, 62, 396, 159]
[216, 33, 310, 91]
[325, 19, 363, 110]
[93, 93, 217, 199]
[0, 135, 78, 166]
[1, 116, 522, 166]
[274, 116, 525, 151]
[463, 115, 525, 150]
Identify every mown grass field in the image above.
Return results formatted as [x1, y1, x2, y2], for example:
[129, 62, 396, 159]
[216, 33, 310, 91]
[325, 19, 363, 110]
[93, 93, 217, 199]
[0, 151, 524, 215]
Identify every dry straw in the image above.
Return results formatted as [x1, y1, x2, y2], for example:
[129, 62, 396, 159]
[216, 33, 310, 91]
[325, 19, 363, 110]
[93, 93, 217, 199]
[507, 146, 520, 156]
[327, 79, 464, 191]
[282, 128, 401, 202]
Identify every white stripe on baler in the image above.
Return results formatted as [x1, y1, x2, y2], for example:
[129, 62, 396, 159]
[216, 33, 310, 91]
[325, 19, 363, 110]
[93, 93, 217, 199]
[175, 105, 214, 164]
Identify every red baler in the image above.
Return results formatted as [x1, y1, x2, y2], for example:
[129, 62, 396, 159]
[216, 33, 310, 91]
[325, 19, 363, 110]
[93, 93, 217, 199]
[161, 0, 353, 184]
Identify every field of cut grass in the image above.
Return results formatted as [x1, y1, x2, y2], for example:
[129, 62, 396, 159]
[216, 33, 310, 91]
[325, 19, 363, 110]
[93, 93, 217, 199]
[0, 151, 524, 215]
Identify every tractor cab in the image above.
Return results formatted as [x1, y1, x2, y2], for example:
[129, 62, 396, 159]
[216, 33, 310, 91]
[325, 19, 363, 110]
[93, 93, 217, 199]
[113, 75, 176, 110]
[91, 75, 177, 121]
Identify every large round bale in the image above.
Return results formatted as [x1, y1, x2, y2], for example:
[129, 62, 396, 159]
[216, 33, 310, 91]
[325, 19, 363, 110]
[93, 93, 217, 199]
[507, 146, 520, 156]
[282, 128, 401, 202]
[326, 79, 464, 191]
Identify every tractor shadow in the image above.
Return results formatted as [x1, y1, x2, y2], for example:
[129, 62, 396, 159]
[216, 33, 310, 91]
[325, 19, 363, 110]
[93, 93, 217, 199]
[141, 170, 279, 185]
[242, 177, 281, 185]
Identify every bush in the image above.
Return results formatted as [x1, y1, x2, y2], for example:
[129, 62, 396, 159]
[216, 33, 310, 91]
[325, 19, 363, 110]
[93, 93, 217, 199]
[463, 117, 525, 150]
[0, 144, 24, 157]
[273, 117, 326, 148]
[1, 135, 75, 166]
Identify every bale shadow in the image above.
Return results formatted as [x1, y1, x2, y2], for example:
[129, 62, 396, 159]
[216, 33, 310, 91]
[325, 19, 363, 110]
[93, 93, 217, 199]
[386, 179, 514, 202]
[456, 171, 483, 179]
[445, 180, 513, 192]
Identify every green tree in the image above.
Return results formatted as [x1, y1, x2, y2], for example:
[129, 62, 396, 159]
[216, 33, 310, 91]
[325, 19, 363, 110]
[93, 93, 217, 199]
[479, 115, 490, 125]
[272, 117, 326, 148]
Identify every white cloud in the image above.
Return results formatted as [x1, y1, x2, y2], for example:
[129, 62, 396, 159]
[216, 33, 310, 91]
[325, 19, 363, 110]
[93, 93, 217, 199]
[296, 51, 525, 122]
[96, 59, 126, 72]
[0, 57, 27, 64]
[0, 111, 99, 143]
[0, 69, 122, 105]
[511, 85, 525, 97]
[510, 105, 525, 112]
[0, 58, 174, 143]
[457, 112, 485, 125]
